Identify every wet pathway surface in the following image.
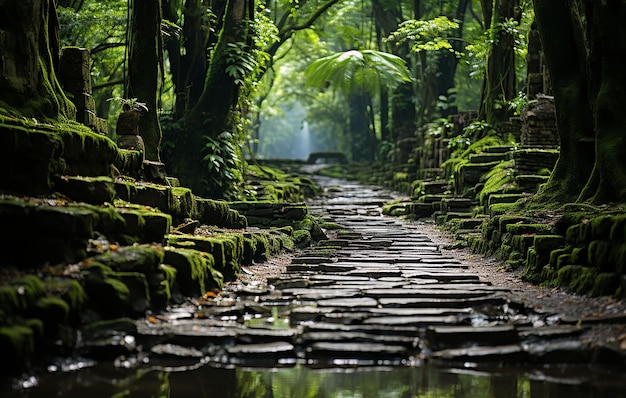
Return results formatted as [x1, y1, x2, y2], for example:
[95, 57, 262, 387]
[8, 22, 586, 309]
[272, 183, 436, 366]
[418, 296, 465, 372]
[136, 176, 624, 371]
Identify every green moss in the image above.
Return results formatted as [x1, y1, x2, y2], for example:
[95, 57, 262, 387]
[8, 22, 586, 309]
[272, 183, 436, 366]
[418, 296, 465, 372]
[296, 215, 327, 241]
[33, 297, 70, 332]
[275, 232, 295, 252]
[533, 235, 566, 255]
[12, 275, 46, 311]
[549, 248, 568, 268]
[591, 215, 615, 240]
[163, 247, 223, 297]
[557, 265, 597, 294]
[0, 285, 20, 314]
[82, 263, 132, 317]
[293, 229, 312, 247]
[478, 160, 516, 205]
[0, 325, 35, 371]
[522, 248, 541, 282]
[587, 240, 613, 271]
[590, 273, 621, 297]
[319, 221, 345, 230]
[44, 278, 86, 313]
[91, 245, 164, 274]
[25, 318, 44, 340]
[506, 223, 552, 235]
[610, 243, 626, 274]
[488, 202, 519, 216]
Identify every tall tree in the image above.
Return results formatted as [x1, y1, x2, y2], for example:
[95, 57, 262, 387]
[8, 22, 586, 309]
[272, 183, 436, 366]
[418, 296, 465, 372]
[478, 0, 521, 126]
[168, 0, 251, 196]
[372, 0, 415, 142]
[162, 0, 344, 197]
[534, 0, 626, 203]
[0, 0, 76, 119]
[531, 0, 594, 202]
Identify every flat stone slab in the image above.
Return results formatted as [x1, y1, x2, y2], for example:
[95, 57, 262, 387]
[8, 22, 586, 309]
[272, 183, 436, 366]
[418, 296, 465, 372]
[362, 315, 459, 326]
[307, 342, 408, 357]
[429, 344, 526, 364]
[379, 295, 508, 308]
[315, 297, 379, 307]
[280, 288, 359, 298]
[300, 331, 416, 346]
[365, 288, 496, 299]
[425, 325, 519, 349]
[226, 341, 295, 356]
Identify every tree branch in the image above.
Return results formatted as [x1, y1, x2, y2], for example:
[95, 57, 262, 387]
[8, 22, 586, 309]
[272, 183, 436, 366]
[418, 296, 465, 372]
[93, 79, 124, 91]
[91, 42, 126, 55]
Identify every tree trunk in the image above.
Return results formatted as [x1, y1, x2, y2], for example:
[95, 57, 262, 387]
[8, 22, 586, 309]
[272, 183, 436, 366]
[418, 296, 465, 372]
[163, 0, 215, 118]
[127, 0, 163, 162]
[0, 0, 75, 120]
[371, 0, 416, 144]
[532, 0, 595, 202]
[579, 1, 626, 202]
[173, 0, 248, 195]
[435, 0, 471, 107]
[478, 0, 520, 126]
[348, 90, 375, 162]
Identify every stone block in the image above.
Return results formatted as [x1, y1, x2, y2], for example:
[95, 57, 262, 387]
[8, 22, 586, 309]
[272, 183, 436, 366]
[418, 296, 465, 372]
[533, 235, 566, 255]
[587, 240, 613, 271]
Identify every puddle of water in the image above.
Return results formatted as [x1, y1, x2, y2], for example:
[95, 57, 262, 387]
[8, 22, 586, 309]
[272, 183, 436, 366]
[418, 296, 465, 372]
[3, 363, 625, 398]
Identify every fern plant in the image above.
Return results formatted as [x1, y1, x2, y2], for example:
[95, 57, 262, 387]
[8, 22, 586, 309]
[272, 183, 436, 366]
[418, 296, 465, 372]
[304, 49, 413, 96]
[201, 131, 243, 199]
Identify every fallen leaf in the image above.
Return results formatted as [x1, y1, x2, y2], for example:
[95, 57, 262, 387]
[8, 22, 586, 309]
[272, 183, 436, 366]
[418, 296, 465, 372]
[147, 316, 158, 324]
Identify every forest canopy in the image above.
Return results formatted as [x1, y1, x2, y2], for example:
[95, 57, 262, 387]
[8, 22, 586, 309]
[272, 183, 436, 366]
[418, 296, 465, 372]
[2, 0, 625, 204]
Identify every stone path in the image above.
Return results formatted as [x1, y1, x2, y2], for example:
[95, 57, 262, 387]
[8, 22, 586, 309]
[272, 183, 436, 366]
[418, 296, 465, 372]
[135, 177, 623, 370]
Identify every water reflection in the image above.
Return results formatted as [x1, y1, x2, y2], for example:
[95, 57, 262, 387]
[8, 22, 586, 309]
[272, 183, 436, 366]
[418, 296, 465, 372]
[4, 363, 626, 398]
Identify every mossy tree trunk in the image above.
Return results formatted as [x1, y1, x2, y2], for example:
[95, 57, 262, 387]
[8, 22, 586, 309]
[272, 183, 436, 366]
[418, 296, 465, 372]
[127, 0, 164, 162]
[371, 0, 415, 143]
[534, 0, 626, 204]
[348, 90, 375, 162]
[0, 0, 75, 120]
[162, 0, 222, 119]
[532, 0, 595, 202]
[478, 0, 520, 127]
[171, 0, 249, 195]
[578, 1, 626, 202]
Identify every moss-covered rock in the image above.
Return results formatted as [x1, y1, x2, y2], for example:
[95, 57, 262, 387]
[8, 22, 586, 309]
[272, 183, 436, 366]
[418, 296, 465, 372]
[135, 183, 175, 213]
[0, 325, 36, 373]
[90, 245, 163, 274]
[31, 297, 70, 335]
[590, 273, 621, 297]
[587, 240, 614, 272]
[44, 278, 86, 316]
[557, 265, 591, 293]
[533, 235, 566, 255]
[54, 175, 116, 205]
[167, 233, 244, 280]
[81, 262, 131, 318]
[163, 247, 222, 299]
[591, 215, 615, 240]
[506, 223, 553, 235]
[12, 275, 46, 311]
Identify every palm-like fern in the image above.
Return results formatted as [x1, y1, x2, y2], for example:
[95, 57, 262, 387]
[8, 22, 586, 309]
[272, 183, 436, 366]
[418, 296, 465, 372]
[304, 49, 413, 96]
